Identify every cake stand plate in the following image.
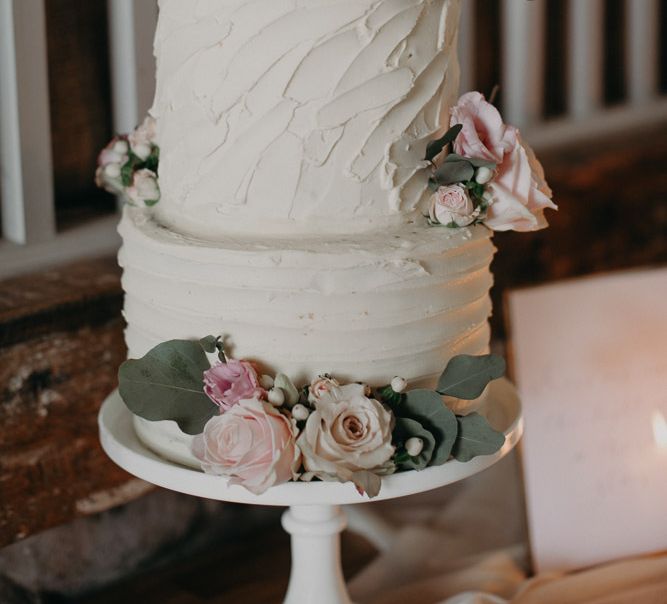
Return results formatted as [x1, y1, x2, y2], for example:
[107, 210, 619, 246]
[99, 379, 522, 603]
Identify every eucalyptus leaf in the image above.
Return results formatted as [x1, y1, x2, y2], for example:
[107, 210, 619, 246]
[452, 413, 505, 462]
[399, 389, 458, 465]
[351, 470, 382, 498]
[198, 335, 217, 354]
[274, 373, 299, 406]
[437, 354, 506, 399]
[467, 157, 496, 169]
[118, 339, 218, 435]
[393, 417, 436, 471]
[424, 124, 463, 162]
[433, 159, 475, 185]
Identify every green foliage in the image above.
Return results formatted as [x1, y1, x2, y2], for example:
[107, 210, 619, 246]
[351, 470, 382, 498]
[437, 354, 506, 399]
[198, 335, 218, 353]
[432, 155, 475, 186]
[118, 339, 218, 435]
[399, 389, 458, 465]
[274, 373, 299, 406]
[452, 413, 505, 462]
[393, 417, 436, 471]
[424, 123, 463, 162]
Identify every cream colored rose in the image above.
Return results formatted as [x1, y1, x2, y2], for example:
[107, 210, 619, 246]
[298, 383, 395, 482]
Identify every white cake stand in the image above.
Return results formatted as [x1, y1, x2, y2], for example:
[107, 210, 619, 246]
[99, 379, 522, 604]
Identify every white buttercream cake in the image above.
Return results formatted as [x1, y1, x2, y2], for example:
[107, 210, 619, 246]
[118, 0, 499, 467]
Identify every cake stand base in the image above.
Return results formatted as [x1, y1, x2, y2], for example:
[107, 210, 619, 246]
[99, 379, 522, 603]
[282, 505, 351, 604]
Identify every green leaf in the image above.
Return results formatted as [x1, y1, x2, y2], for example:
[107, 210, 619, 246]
[120, 159, 135, 187]
[433, 157, 475, 185]
[274, 373, 299, 406]
[424, 124, 463, 162]
[143, 197, 160, 207]
[198, 335, 218, 353]
[393, 417, 436, 471]
[398, 389, 458, 465]
[437, 354, 506, 399]
[351, 470, 382, 498]
[118, 339, 218, 435]
[452, 413, 505, 462]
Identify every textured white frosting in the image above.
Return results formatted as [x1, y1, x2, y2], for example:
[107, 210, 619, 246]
[120, 207, 495, 387]
[151, 0, 461, 238]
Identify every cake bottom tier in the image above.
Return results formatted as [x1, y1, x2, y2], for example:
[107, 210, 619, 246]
[119, 207, 496, 388]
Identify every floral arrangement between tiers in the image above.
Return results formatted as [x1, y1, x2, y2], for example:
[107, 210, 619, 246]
[118, 336, 507, 498]
[95, 91, 556, 233]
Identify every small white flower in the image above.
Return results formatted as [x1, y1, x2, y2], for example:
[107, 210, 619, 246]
[132, 142, 152, 161]
[125, 169, 160, 206]
[104, 163, 121, 179]
[405, 437, 424, 457]
[475, 166, 494, 184]
[113, 139, 129, 155]
[390, 376, 407, 393]
[291, 404, 310, 421]
[268, 387, 285, 407]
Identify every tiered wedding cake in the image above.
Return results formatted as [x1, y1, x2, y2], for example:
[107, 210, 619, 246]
[97, 0, 554, 496]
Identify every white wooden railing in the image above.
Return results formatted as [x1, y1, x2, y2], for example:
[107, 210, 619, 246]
[0, 0, 666, 278]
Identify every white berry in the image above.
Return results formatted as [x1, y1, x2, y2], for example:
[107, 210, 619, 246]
[391, 376, 407, 393]
[475, 166, 493, 184]
[259, 374, 275, 390]
[291, 404, 310, 421]
[267, 387, 285, 406]
[113, 139, 129, 154]
[406, 437, 424, 457]
[104, 163, 121, 178]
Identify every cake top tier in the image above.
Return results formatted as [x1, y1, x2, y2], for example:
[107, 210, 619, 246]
[150, 0, 461, 239]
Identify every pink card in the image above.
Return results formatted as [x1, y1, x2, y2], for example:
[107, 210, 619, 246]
[507, 268, 667, 573]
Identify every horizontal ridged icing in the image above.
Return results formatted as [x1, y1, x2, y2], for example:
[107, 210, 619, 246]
[151, 0, 461, 238]
[119, 207, 495, 387]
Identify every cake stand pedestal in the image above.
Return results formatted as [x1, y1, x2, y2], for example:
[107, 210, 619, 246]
[99, 379, 522, 604]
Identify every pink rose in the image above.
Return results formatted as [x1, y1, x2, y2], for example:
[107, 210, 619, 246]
[204, 359, 266, 411]
[192, 398, 300, 494]
[429, 184, 476, 227]
[450, 91, 516, 164]
[485, 133, 556, 231]
[449, 91, 556, 231]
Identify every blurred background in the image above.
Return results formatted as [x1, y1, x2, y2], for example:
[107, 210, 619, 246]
[0, 0, 666, 602]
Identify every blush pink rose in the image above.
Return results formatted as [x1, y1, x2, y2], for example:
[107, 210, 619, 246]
[450, 91, 516, 164]
[449, 91, 556, 231]
[429, 184, 476, 227]
[192, 398, 300, 494]
[203, 359, 266, 412]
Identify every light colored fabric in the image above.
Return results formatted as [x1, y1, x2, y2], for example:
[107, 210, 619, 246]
[349, 450, 667, 603]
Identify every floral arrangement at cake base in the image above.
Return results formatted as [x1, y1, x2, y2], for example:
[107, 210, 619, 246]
[118, 336, 507, 498]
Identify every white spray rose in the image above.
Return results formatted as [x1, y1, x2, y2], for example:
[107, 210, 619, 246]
[126, 169, 160, 206]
